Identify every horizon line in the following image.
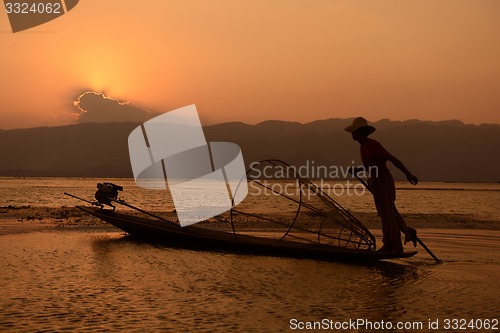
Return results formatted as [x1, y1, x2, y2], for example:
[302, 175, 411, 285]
[1, 116, 499, 131]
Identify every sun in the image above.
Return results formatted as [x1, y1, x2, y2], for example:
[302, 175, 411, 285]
[74, 46, 132, 97]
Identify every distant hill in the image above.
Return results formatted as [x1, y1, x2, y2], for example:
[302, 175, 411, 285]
[0, 119, 499, 182]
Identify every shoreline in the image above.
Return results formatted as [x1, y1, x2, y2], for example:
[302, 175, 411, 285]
[1, 205, 499, 236]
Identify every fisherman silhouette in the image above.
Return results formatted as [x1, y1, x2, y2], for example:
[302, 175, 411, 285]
[345, 117, 418, 253]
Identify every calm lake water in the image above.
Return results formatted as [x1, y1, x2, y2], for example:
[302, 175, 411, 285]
[1, 229, 499, 332]
[0, 178, 499, 332]
[1, 177, 500, 221]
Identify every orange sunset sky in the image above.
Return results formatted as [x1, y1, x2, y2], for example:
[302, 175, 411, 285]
[1, 0, 499, 129]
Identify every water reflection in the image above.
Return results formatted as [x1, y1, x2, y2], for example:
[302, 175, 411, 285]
[90, 233, 128, 278]
[360, 262, 423, 321]
[2, 229, 498, 332]
[88, 234, 434, 330]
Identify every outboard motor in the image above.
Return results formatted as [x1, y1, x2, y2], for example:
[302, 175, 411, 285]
[95, 182, 123, 208]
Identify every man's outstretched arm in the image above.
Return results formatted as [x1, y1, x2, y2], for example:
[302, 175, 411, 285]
[388, 155, 419, 185]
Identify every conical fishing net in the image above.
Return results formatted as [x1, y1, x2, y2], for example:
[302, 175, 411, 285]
[230, 160, 376, 251]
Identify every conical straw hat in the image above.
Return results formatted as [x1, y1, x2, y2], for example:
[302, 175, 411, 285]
[344, 117, 376, 135]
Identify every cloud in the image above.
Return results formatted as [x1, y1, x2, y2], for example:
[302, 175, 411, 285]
[74, 92, 149, 124]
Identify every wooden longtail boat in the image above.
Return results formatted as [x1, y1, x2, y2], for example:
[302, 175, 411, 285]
[78, 206, 417, 262]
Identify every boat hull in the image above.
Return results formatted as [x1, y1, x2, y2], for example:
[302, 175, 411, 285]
[78, 206, 417, 262]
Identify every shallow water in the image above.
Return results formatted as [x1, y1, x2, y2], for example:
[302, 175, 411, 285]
[1, 228, 499, 332]
[1, 178, 500, 222]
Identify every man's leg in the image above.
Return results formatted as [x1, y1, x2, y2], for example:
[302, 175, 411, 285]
[395, 209, 417, 247]
[373, 175, 403, 252]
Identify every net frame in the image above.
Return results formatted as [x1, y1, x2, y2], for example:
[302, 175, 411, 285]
[229, 159, 376, 251]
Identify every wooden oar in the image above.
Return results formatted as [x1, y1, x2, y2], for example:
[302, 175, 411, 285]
[352, 172, 442, 263]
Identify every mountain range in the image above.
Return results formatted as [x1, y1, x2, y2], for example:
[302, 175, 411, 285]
[0, 119, 498, 182]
